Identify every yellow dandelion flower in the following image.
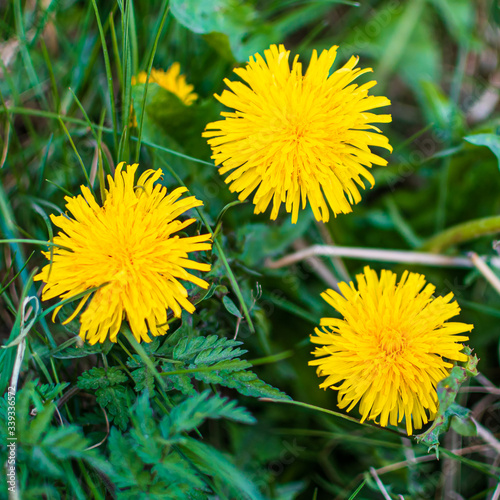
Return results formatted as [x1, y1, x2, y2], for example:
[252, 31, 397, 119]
[309, 266, 473, 435]
[203, 44, 392, 224]
[132, 63, 198, 105]
[34, 163, 212, 345]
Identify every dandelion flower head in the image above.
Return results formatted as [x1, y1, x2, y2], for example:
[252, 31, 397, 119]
[34, 163, 212, 345]
[309, 266, 473, 434]
[204, 44, 392, 223]
[132, 63, 198, 105]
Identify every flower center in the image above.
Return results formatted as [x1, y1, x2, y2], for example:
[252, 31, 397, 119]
[379, 327, 407, 356]
[283, 113, 310, 147]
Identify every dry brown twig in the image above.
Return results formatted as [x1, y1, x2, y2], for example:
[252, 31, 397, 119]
[266, 245, 500, 271]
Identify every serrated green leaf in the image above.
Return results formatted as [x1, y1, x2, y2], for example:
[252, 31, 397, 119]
[25, 422, 104, 481]
[162, 390, 255, 438]
[130, 366, 156, 393]
[194, 344, 246, 365]
[27, 402, 57, 444]
[173, 335, 244, 364]
[178, 437, 264, 500]
[41, 425, 89, 458]
[96, 386, 130, 430]
[415, 347, 478, 454]
[35, 381, 70, 403]
[225, 369, 290, 400]
[192, 360, 289, 400]
[129, 392, 163, 464]
[77, 367, 127, 390]
[30, 446, 64, 478]
[191, 359, 253, 384]
[128, 355, 157, 393]
[165, 372, 197, 396]
[107, 428, 142, 488]
[152, 454, 206, 491]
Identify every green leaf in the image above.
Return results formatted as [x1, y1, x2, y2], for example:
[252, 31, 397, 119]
[178, 437, 264, 500]
[152, 454, 207, 492]
[41, 425, 90, 459]
[223, 368, 291, 400]
[164, 371, 197, 396]
[26, 402, 57, 444]
[96, 386, 130, 430]
[162, 390, 255, 437]
[128, 355, 157, 393]
[132, 83, 195, 140]
[192, 360, 289, 400]
[107, 428, 142, 488]
[236, 213, 313, 267]
[451, 412, 478, 437]
[464, 133, 500, 170]
[191, 358, 253, 381]
[173, 335, 246, 364]
[194, 343, 247, 365]
[130, 365, 156, 393]
[77, 366, 127, 390]
[415, 347, 479, 455]
[34, 381, 70, 403]
[170, 0, 256, 60]
[129, 392, 163, 464]
[419, 80, 465, 140]
[223, 295, 243, 319]
[29, 447, 63, 478]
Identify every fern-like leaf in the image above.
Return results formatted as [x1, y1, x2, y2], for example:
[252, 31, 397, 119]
[173, 335, 246, 364]
[77, 367, 127, 390]
[96, 386, 130, 430]
[162, 390, 255, 437]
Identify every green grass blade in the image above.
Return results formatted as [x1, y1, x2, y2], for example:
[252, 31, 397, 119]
[57, 117, 94, 195]
[91, 0, 118, 154]
[134, 1, 170, 162]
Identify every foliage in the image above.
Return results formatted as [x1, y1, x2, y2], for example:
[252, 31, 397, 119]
[416, 347, 480, 454]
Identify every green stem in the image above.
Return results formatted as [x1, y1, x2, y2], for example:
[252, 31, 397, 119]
[156, 156, 255, 334]
[121, 328, 167, 391]
[421, 215, 500, 253]
[0, 238, 72, 251]
[250, 350, 294, 366]
[261, 398, 407, 437]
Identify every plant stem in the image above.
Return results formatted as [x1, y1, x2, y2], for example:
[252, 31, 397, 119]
[422, 215, 500, 253]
